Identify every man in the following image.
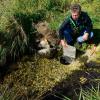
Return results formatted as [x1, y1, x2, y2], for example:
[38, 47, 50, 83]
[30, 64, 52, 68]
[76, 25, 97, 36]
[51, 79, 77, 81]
[59, 4, 94, 47]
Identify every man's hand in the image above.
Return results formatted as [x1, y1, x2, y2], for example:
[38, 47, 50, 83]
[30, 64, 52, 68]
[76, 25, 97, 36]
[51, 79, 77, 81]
[60, 40, 68, 47]
[82, 33, 89, 41]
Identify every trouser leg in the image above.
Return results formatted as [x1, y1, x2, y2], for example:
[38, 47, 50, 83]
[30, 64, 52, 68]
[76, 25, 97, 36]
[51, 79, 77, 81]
[63, 30, 74, 45]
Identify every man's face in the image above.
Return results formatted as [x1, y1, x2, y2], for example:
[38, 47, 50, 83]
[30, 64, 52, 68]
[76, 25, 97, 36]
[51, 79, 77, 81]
[71, 11, 80, 20]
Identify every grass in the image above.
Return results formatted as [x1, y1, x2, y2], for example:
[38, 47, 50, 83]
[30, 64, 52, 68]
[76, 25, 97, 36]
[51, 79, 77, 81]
[79, 83, 100, 100]
[59, 83, 100, 100]
[0, 45, 100, 99]
[0, 0, 100, 100]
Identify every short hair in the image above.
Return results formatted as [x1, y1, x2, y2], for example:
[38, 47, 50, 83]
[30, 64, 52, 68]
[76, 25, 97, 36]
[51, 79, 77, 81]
[70, 4, 81, 13]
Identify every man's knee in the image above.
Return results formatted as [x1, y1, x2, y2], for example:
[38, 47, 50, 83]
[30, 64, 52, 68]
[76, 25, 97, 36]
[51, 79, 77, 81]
[90, 32, 94, 38]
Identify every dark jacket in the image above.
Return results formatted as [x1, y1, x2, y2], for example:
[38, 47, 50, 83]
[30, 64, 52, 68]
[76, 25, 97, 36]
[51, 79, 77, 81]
[59, 11, 93, 39]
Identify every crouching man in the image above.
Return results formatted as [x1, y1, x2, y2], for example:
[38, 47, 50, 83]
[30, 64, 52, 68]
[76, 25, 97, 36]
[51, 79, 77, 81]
[59, 4, 94, 64]
[59, 4, 93, 47]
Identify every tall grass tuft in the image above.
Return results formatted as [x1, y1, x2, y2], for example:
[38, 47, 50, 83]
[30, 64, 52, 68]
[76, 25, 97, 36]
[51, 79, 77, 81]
[79, 83, 100, 100]
[0, 46, 7, 66]
[0, 0, 48, 63]
[7, 17, 28, 60]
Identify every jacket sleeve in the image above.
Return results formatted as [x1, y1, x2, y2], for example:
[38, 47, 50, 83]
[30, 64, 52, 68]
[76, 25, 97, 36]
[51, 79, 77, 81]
[59, 18, 70, 40]
[84, 13, 93, 34]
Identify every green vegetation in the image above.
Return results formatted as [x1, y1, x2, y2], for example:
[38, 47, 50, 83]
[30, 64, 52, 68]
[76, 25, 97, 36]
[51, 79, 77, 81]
[0, 0, 100, 100]
[57, 83, 100, 100]
[79, 83, 100, 100]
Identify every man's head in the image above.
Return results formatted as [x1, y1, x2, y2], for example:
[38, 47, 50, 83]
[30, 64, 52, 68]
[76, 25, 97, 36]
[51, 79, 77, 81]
[70, 4, 81, 20]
